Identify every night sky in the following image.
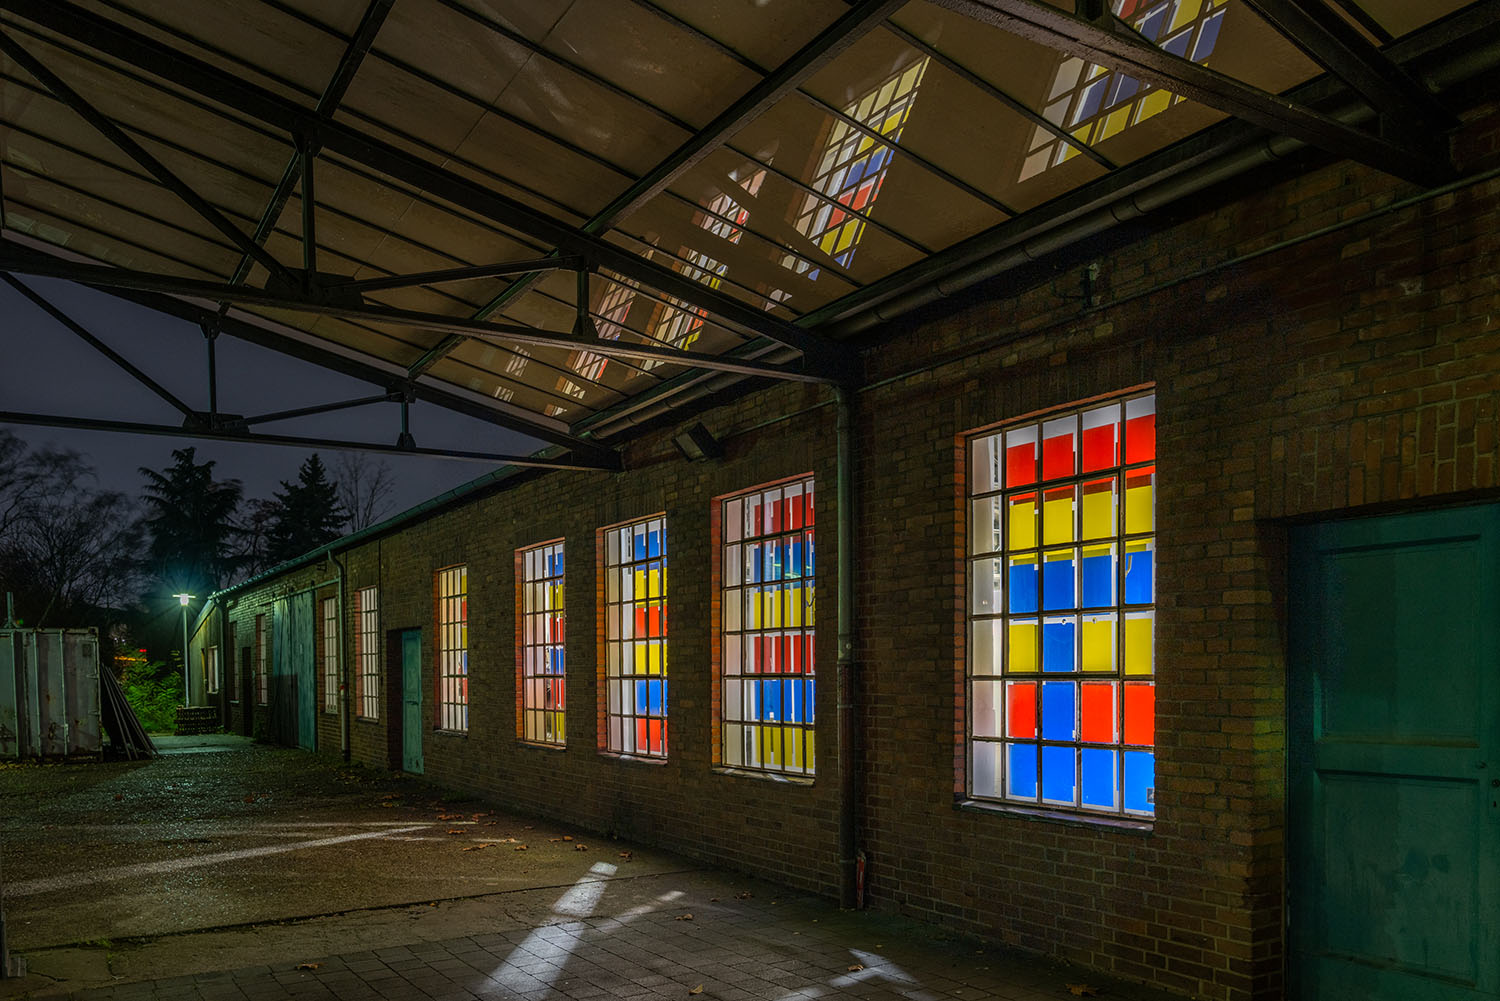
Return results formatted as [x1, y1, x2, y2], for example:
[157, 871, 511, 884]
[0, 275, 543, 516]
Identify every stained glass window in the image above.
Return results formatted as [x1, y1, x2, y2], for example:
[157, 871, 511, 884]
[435, 565, 468, 733]
[787, 58, 928, 278]
[602, 517, 667, 758]
[1021, 0, 1228, 181]
[355, 586, 379, 720]
[322, 596, 339, 714]
[968, 392, 1155, 817]
[721, 477, 816, 776]
[520, 541, 566, 747]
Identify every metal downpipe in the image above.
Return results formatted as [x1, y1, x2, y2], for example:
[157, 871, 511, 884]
[836, 385, 860, 909]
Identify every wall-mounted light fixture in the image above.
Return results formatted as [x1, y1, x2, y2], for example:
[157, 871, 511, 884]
[672, 422, 723, 462]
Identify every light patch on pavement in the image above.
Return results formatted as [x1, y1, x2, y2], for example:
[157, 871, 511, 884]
[6, 825, 430, 897]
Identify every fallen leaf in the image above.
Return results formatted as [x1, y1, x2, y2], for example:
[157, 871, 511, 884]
[710, 898, 720, 903]
[523, 825, 534, 830]
[562, 835, 574, 842]
[735, 891, 752, 900]
[675, 913, 694, 921]
[549, 838, 562, 843]
[485, 821, 497, 826]
[574, 844, 589, 851]
[619, 851, 633, 860]
[297, 963, 321, 971]
[847, 964, 864, 972]
[689, 986, 704, 996]
[514, 844, 528, 851]
[1066, 985, 1101, 997]
[447, 829, 463, 835]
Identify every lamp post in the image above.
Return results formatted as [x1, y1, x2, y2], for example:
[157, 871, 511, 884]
[172, 593, 194, 706]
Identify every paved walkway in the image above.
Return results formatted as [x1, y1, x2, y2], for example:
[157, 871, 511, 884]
[0, 737, 1181, 1001]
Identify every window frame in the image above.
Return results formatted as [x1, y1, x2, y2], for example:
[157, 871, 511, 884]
[434, 565, 469, 734]
[255, 613, 268, 706]
[517, 540, 567, 748]
[354, 586, 380, 720]
[321, 595, 339, 715]
[205, 644, 220, 696]
[715, 475, 817, 778]
[964, 389, 1156, 822]
[597, 515, 668, 760]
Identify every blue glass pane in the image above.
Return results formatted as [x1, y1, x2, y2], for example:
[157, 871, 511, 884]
[1107, 74, 1139, 107]
[1010, 560, 1039, 614]
[1007, 743, 1038, 798]
[1081, 748, 1117, 808]
[1043, 619, 1076, 672]
[635, 680, 649, 713]
[760, 680, 781, 719]
[1081, 550, 1113, 607]
[747, 545, 762, 584]
[1163, 30, 1192, 57]
[647, 529, 662, 558]
[788, 539, 803, 576]
[806, 536, 816, 574]
[1138, 4, 1168, 41]
[1193, 9, 1225, 60]
[1043, 555, 1074, 611]
[549, 648, 564, 673]
[1124, 546, 1153, 604]
[633, 531, 646, 561]
[1041, 745, 1076, 803]
[1074, 78, 1107, 124]
[1124, 750, 1155, 813]
[1041, 681, 1076, 741]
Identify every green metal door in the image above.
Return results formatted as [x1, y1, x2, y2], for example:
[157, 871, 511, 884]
[400, 629, 423, 774]
[1290, 505, 1500, 1001]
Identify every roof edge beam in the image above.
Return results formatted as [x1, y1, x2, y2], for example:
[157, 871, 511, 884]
[930, 0, 1453, 184]
[1241, 0, 1456, 134]
[0, 27, 299, 289]
[0, 410, 616, 470]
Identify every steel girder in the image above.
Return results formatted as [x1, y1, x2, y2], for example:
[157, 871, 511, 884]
[0, 249, 836, 385]
[931, 0, 1454, 185]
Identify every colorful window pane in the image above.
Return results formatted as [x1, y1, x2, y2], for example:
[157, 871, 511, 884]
[721, 477, 816, 776]
[786, 58, 928, 278]
[321, 596, 339, 714]
[1020, 0, 1228, 182]
[355, 586, 379, 720]
[435, 565, 468, 733]
[520, 541, 566, 747]
[603, 517, 668, 758]
[968, 392, 1156, 818]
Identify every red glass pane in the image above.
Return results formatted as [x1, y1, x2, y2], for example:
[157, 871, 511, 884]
[1006, 682, 1037, 738]
[1081, 423, 1118, 472]
[806, 490, 816, 525]
[1125, 412, 1156, 463]
[1080, 682, 1116, 742]
[1042, 430, 1074, 479]
[1006, 442, 1036, 487]
[1124, 683, 1154, 745]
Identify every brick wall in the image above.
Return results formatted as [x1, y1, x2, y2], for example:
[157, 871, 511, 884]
[217, 99, 1500, 1001]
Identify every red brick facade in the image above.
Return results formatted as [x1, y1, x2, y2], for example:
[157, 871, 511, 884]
[208, 99, 1500, 1001]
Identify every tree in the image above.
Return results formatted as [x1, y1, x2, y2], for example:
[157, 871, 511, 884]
[139, 447, 244, 596]
[232, 496, 284, 578]
[333, 451, 397, 532]
[266, 453, 348, 565]
[0, 437, 144, 628]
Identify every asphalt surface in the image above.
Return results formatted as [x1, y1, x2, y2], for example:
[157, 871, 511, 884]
[0, 736, 1180, 1000]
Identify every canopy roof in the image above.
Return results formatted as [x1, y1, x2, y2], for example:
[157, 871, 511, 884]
[0, 0, 1490, 470]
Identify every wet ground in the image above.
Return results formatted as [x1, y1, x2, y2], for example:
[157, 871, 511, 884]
[0, 736, 1180, 1000]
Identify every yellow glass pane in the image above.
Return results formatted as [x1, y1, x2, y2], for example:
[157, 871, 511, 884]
[1125, 479, 1154, 534]
[1043, 488, 1075, 545]
[1082, 617, 1115, 671]
[1081, 480, 1115, 539]
[835, 222, 860, 254]
[1059, 141, 1083, 164]
[1135, 89, 1172, 125]
[1009, 494, 1038, 550]
[1125, 614, 1153, 675]
[1008, 621, 1039, 672]
[633, 643, 647, 673]
[1098, 105, 1132, 142]
[1171, 0, 1203, 33]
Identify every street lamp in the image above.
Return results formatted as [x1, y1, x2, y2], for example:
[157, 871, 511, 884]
[172, 593, 194, 707]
